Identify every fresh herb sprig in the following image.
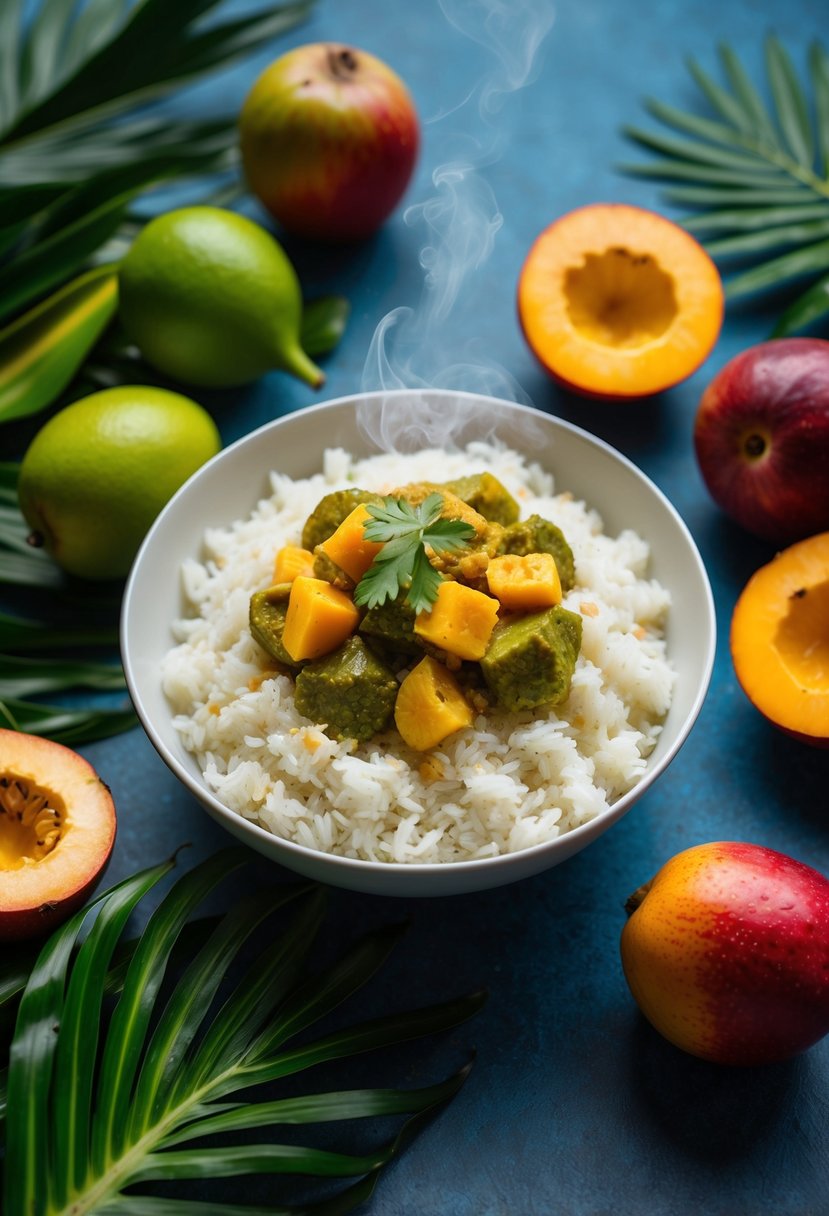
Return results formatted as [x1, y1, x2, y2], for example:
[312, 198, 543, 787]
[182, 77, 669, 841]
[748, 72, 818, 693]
[354, 493, 475, 616]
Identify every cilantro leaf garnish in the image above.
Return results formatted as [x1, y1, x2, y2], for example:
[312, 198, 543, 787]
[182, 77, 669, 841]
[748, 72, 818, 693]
[354, 493, 476, 615]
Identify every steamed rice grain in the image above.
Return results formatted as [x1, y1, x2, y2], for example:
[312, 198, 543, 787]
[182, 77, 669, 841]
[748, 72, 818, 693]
[162, 443, 675, 864]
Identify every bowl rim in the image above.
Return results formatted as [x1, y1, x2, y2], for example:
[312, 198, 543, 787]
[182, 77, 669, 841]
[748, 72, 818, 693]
[121, 389, 717, 876]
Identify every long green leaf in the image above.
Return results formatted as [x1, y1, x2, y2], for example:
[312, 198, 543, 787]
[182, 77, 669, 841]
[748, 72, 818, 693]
[0, 502, 33, 549]
[0, 609, 119, 650]
[237, 991, 488, 1091]
[132, 1141, 393, 1183]
[51, 862, 173, 1207]
[724, 237, 829, 298]
[3, 854, 482, 1215]
[618, 158, 789, 187]
[130, 887, 309, 1137]
[811, 43, 829, 177]
[62, 0, 130, 79]
[686, 54, 755, 133]
[102, 1091, 462, 1216]
[2, 119, 236, 186]
[622, 124, 779, 173]
[622, 40, 829, 333]
[0, 697, 136, 744]
[160, 1069, 472, 1147]
[97, 1095, 451, 1215]
[0, 1, 24, 134]
[4, 1, 226, 140]
[0, 264, 117, 423]
[0, 196, 128, 325]
[643, 97, 739, 148]
[244, 926, 407, 1067]
[0, 550, 64, 588]
[684, 203, 829, 233]
[706, 218, 829, 257]
[170, 3, 315, 79]
[5, 1, 308, 143]
[18, 0, 78, 111]
[4, 886, 106, 1215]
[772, 271, 829, 335]
[718, 43, 779, 146]
[184, 889, 328, 1094]
[766, 35, 814, 167]
[91, 850, 250, 1171]
[0, 653, 125, 697]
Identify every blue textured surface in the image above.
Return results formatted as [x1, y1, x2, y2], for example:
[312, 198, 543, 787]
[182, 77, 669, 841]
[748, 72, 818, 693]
[12, 0, 829, 1212]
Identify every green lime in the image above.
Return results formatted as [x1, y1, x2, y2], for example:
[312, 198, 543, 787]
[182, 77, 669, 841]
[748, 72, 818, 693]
[18, 386, 221, 580]
[118, 206, 323, 389]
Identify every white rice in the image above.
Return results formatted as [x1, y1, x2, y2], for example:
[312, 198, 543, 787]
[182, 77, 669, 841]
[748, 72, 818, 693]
[162, 442, 675, 864]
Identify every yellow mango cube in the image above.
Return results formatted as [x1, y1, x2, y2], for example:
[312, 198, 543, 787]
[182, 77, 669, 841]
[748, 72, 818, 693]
[486, 552, 562, 610]
[282, 576, 359, 662]
[318, 504, 384, 582]
[273, 544, 315, 583]
[395, 656, 473, 751]
[414, 579, 499, 660]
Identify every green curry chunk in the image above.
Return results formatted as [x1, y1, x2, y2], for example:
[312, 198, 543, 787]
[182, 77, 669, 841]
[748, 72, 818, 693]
[499, 514, 575, 592]
[294, 635, 399, 742]
[249, 588, 303, 670]
[312, 548, 352, 588]
[480, 605, 582, 711]
[444, 472, 520, 526]
[359, 593, 422, 655]
[301, 488, 382, 552]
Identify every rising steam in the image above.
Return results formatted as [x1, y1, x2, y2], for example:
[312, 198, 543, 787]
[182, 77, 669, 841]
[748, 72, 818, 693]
[359, 0, 555, 452]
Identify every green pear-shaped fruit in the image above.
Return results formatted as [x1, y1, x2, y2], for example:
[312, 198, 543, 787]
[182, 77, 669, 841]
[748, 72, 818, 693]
[118, 206, 324, 389]
[18, 386, 221, 580]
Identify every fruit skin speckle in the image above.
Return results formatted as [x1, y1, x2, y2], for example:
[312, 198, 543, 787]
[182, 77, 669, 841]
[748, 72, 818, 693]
[620, 841, 829, 1066]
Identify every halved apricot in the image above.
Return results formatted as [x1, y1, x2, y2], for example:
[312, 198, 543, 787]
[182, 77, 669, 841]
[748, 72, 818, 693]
[0, 729, 116, 940]
[730, 533, 829, 747]
[518, 204, 723, 399]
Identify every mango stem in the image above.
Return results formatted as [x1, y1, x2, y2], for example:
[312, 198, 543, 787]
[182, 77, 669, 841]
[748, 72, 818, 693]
[624, 879, 653, 916]
[282, 344, 326, 389]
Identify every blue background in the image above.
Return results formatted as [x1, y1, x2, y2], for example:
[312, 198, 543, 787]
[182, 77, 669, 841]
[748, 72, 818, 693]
[16, 0, 829, 1212]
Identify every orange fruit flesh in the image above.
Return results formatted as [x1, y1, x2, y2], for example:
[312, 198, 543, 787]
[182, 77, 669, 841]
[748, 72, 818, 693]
[0, 730, 115, 917]
[518, 204, 723, 398]
[731, 532, 829, 743]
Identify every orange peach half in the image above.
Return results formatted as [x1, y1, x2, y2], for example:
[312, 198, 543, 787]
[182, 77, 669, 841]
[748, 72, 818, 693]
[730, 532, 829, 747]
[518, 203, 723, 399]
[0, 729, 116, 940]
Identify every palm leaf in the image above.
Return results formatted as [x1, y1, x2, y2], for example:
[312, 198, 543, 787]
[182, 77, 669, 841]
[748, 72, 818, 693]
[2, 853, 484, 1216]
[0, 0, 314, 330]
[0, 653, 126, 697]
[621, 37, 829, 334]
[0, 697, 137, 744]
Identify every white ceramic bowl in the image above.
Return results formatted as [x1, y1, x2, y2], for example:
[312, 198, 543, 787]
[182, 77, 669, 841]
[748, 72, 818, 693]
[122, 390, 715, 897]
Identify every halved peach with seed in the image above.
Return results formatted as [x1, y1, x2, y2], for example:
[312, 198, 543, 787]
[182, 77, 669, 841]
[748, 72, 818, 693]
[0, 729, 116, 940]
[730, 533, 829, 747]
[518, 203, 723, 399]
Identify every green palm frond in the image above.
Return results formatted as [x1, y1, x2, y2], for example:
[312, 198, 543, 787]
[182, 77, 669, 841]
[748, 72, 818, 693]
[620, 36, 829, 335]
[1, 852, 484, 1216]
[0, 0, 314, 325]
